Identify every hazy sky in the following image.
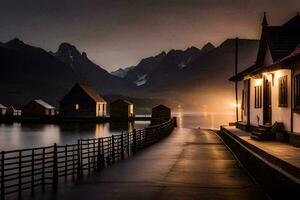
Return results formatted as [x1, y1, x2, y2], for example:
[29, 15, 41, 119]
[0, 0, 299, 71]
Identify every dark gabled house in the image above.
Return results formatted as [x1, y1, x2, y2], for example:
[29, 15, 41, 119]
[0, 104, 7, 116]
[21, 99, 57, 117]
[6, 106, 21, 116]
[110, 99, 134, 119]
[60, 84, 107, 118]
[152, 104, 171, 120]
[229, 13, 300, 145]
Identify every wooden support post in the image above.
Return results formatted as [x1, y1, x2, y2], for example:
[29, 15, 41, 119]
[1, 151, 5, 200]
[53, 143, 58, 190]
[235, 37, 239, 124]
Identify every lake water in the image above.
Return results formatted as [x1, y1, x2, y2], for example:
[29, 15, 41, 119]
[0, 112, 235, 151]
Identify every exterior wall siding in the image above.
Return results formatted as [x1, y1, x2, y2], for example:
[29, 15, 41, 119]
[110, 101, 133, 118]
[249, 77, 263, 127]
[271, 69, 291, 131]
[60, 87, 97, 118]
[293, 62, 300, 133]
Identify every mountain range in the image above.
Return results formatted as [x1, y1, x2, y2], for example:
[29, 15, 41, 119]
[0, 38, 134, 107]
[111, 39, 259, 111]
[0, 38, 259, 113]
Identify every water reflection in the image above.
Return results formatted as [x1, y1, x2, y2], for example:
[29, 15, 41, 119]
[173, 111, 234, 129]
[0, 111, 235, 151]
[0, 121, 150, 151]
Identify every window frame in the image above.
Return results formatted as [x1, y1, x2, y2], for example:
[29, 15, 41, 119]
[254, 85, 262, 108]
[294, 73, 300, 110]
[278, 75, 288, 107]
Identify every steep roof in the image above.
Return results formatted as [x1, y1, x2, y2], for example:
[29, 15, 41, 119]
[250, 43, 300, 75]
[111, 99, 133, 105]
[0, 104, 6, 109]
[266, 26, 300, 62]
[283, 14, 300, 28]
[78, 84, 106, 103]
[33, 99, 55, 109]
[152, 104, 170, 110]
[230, 14, 300, 81]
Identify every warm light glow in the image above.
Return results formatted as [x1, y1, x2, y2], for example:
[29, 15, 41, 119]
[274, 70, 282, 77]
[75, 104, 79, 110]
[129, 105, 134, 115]
[232, 103, 241, 108]
[254, 78, 263, 86]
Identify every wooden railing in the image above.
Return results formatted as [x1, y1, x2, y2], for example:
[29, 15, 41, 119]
[0, 118, 175, 199]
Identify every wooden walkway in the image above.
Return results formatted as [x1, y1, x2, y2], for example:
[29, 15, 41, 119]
[33, 128, 268, 200]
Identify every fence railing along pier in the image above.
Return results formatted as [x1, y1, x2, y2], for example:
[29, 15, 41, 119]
[0, 118, 175, 199]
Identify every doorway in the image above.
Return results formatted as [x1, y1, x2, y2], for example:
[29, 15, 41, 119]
[263, 78, 272, 125]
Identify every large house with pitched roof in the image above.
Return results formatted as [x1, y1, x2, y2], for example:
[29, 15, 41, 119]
[60, 84, 107, 118]
[230, 13, 300, 145]
[0, 104, 7, 116]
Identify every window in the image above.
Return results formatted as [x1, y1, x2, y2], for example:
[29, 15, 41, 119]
[279, 75, 288, 107]
[75, 104, 79, 110]
[254, 85, 262, 108]
[241, 90, 245, 111]
[294, 74, 300, 109]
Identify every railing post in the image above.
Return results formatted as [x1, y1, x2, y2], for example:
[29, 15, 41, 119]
[172, 117, 177, 128]
[97, 138, 101, 172]
[65, 145, 68, 178]
[101, 138, 105, 168]
[127, 132, 130, 157]
[121, 133, 124, 160]
[77, 140, 81, 178]
[18, 151, 22, 198]
[132, 129, 137, 155]
[1, 151, 5, 200]
[42, 148, 45, 192]
[111, 135, 115, 162]
[53, 143, 58, 190]
[31, 149, 35, 196]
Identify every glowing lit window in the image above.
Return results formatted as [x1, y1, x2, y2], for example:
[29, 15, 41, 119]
[75, 104, 79, 110]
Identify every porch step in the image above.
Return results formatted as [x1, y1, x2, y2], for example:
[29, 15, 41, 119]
[251, 131, 273, 141]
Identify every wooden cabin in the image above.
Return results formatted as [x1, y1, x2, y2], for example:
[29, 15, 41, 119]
[230, 13, 300, 145]
[60, 84, 107, 118]
[21, 99, 56, 117]
[110, 99, 134, 119]
[6, 106, 21, 116]
[0, 104, 7, 116]
[152, 104, 171, 120]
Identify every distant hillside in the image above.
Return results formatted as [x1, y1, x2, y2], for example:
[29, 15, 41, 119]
[0, 39, 135, 107]
[112, 39, 259, 112]
[0, 37, 259, 113]
[53, 43, 135, 94]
